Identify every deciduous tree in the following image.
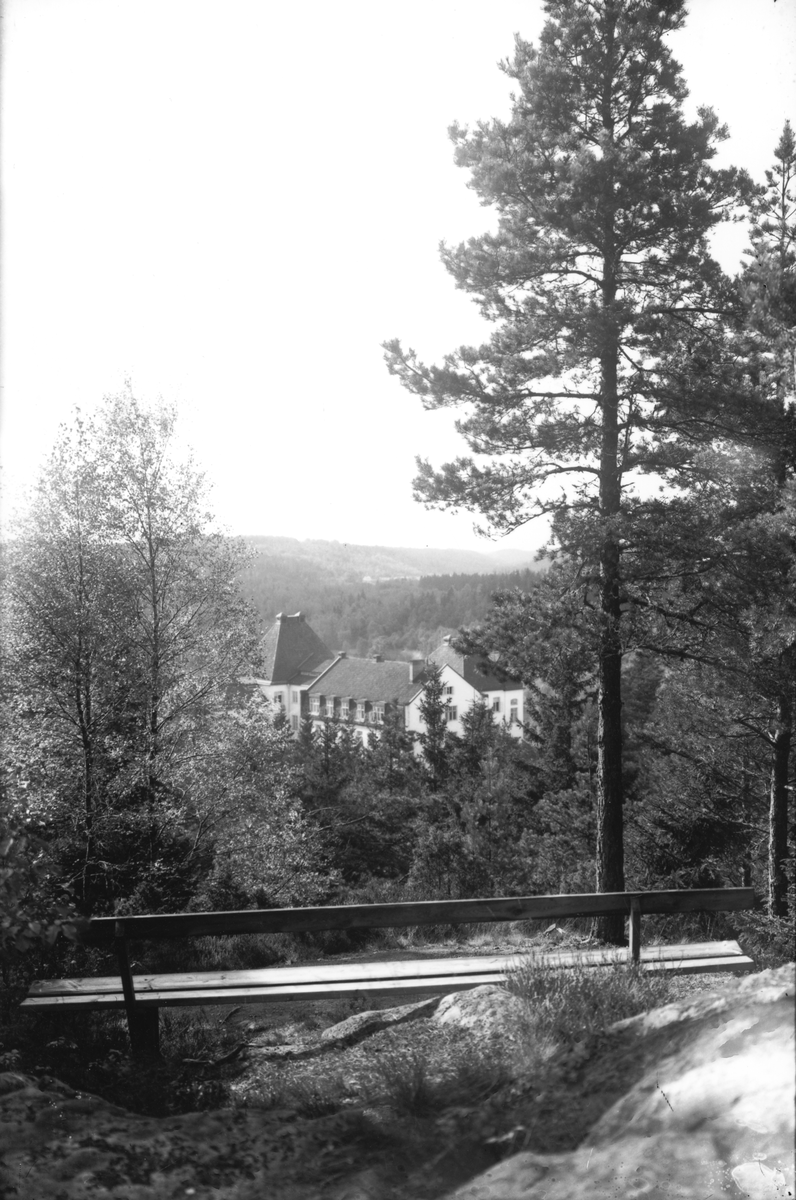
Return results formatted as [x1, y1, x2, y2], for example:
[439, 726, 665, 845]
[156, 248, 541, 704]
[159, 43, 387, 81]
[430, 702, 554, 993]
[3, 393, 260, 914]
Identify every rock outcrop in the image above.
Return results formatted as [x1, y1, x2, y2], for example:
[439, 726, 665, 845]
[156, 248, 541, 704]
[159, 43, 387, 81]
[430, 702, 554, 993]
[446, 964, 795, 1200]
[1, 966, 792, 1199]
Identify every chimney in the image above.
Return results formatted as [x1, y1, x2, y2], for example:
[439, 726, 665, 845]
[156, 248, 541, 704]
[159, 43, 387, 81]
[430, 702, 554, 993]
[443, 635, 451, 644]
[372, 654, 383, 662]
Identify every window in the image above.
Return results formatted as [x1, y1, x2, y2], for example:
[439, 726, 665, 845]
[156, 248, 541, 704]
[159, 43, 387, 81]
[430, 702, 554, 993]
[356, 702, 366, 722]
[309, 696, 320, 716]
[447, 706, 458, 722]
[291, 690, 299, 704]
[372, 703, 385, 724]
[510, 698, 519, 722]
[444, 685, 454, 696]
[290, 714, 298, 731]
[273, 692, 283, 707]
[339, 699, 350, 720]
[325, 696, 334, 716]
[492, 698, 501, 714]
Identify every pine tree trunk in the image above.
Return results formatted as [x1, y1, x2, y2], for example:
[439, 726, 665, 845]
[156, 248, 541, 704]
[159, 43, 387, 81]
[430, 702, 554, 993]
[595, 533, 625, 942]
[594, 152, 625, 944]
[768, 673, 792, 918]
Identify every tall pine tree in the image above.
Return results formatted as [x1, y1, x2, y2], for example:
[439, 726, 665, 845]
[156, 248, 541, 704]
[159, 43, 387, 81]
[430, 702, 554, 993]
[385, 0, 745, 939]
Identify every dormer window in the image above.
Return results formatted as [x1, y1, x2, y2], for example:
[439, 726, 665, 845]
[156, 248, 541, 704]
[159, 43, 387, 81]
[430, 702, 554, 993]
[372, 703, 385, 724]
[339, 698, 350, 720]
[356, 701, 366, 723]
[325, 696, 334, 717]
[310, 696, 321, 716]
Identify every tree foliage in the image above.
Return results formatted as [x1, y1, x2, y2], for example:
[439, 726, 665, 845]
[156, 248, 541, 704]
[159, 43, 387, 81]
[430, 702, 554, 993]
[2, 393, 262, 915]
[385, 0, 748, 937]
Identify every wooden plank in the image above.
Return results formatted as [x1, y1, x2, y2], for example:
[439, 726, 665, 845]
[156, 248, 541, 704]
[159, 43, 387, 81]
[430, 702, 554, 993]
[22, 973, 513, 1009]
[77, 888, 756, 944]
[21, 950, 755, 1011]
[26, 941, 748, 997]
[23, 941, 751, 1009]
[640, 955, 755, 976]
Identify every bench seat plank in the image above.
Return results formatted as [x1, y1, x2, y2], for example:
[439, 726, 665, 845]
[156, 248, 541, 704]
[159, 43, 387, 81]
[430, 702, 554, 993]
[25, 940, 748, 998]
[20, 952, 755, 1012]
[21, 940, 753, 1010]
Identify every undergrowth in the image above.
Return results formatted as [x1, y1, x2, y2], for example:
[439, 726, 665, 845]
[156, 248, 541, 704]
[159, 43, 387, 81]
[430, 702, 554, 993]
[506, 955, 675, 1046]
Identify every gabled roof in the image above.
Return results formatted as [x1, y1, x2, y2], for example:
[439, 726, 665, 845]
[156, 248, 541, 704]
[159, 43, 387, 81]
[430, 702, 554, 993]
[307, 656, 426, 705]
[262, 613, 333, 684]
[429, 639, 522, 693]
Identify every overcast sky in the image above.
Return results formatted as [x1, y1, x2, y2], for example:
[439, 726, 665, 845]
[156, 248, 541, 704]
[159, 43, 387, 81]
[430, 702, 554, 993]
[2, 0, 794, 552]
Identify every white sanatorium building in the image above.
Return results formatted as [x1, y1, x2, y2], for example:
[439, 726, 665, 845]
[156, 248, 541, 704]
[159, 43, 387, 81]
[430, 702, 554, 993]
[246, 612, 527, 745]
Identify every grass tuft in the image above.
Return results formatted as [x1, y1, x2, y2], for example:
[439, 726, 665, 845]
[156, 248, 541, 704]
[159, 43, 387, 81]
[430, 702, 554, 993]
[506, 954, 674, 1047]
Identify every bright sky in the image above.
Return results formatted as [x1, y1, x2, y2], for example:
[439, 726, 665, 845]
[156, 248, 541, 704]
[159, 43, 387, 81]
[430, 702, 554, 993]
[2, 0, 794, 551]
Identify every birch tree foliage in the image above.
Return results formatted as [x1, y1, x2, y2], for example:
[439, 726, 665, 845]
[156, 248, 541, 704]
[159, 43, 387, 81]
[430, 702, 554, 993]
[2, 393, 261, 914]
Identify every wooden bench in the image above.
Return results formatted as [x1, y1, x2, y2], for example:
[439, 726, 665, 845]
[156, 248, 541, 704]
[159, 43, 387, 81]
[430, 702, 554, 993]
[22, 888, 756, 1058]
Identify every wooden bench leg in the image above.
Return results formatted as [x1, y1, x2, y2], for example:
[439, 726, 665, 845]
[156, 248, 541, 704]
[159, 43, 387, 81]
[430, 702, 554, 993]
[128, 1008, 160, 1061]
[629, 896, 641, 965]
[115, 920, 160, 1060]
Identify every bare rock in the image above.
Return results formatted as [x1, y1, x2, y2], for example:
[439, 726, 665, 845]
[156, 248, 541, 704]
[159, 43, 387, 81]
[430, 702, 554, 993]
[446, 964, 795, 1200]
[433, 984, 527, 1033]
[0, 1068, 381, 1198]
[247, 995, 441, 1062]
[320, 996, 441, 1046]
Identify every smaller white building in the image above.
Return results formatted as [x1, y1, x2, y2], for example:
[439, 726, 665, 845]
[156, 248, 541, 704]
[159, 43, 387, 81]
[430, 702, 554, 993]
[405, 636, 526, 739]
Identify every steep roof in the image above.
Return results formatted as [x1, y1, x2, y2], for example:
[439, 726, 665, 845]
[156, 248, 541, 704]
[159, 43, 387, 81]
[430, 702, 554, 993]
[429, 639, 522, 693]
[262, 613, 333, 684]
[308, 656, 426, 704]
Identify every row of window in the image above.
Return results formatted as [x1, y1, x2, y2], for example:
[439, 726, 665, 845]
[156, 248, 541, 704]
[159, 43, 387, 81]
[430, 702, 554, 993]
[308, 697, 386, 723]
[442, 693, 521, 718]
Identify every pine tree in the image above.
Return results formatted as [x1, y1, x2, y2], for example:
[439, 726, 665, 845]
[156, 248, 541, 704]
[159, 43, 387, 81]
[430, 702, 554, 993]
[738, 123, 796, 917]
[385, 0, 745, 939]
[417, 662, 452, 791]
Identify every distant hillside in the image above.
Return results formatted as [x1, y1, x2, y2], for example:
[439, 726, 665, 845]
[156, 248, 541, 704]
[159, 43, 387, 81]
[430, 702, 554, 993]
[238, 537, 545, 658]
[242, 536, 542, 582]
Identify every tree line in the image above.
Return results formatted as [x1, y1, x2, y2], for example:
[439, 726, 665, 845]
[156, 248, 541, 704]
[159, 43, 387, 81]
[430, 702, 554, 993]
[238, 554, 544, 658]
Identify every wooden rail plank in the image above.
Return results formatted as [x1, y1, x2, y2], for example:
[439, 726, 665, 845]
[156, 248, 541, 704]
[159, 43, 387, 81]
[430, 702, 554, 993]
[77, 888, 755, 943]
[24, 941, 750, 1001]
[22, 973, 511, 1008]
[20, 949, 755, 1012]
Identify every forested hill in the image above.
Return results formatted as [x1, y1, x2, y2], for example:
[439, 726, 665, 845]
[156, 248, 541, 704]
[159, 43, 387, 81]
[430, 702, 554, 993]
[241, 536, 539, 581]
[238, 537, 544, 657]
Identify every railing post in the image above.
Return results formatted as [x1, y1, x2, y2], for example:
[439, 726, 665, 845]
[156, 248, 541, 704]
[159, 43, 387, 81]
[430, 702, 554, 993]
[628, 895, 641, 965]
[114, 920, 159, 1060]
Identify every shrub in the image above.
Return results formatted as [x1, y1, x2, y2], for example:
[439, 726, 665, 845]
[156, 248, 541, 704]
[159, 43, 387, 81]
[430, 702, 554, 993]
[0, 823, 84, 990]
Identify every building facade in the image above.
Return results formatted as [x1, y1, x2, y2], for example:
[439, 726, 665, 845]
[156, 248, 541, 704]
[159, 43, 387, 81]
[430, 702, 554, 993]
[247, 613, 527, 744]
[404, 636, 526, 739]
